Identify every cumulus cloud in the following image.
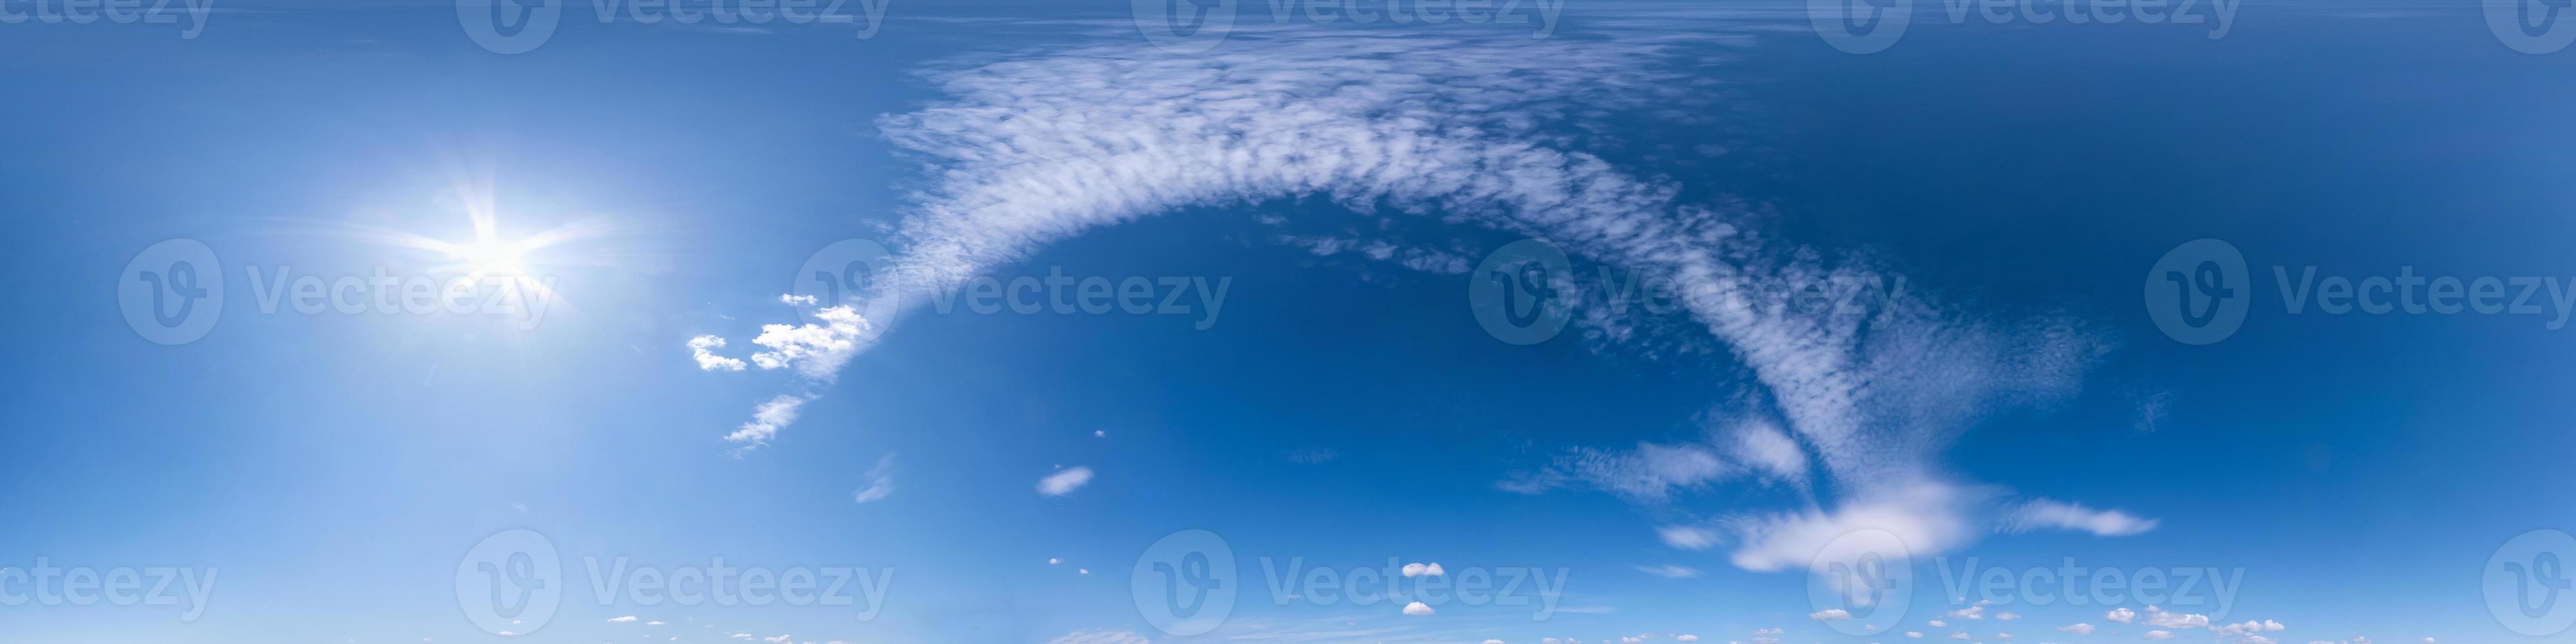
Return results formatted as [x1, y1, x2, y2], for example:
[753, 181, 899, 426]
[2142, 607, 2210, 630]
[1952, 606, 1987, 620]
[852, 453, 896, 503]
[1402, 563, 1447, 577]
[1038, 467, 1094, 496]
[1813, 609, 1854, 621]
[2144, 632, 2174, 641]
[2000, 499, 2159, 537]
[2105, 609, 2135, 624]
[747, 306, 871, 377]
[608, 616, 637, 622]
[1678, 636, 1700, 642]
[779, 294, 819, 306]
[688, 335, 746, 371]
[1403, 601, 1435, 616]
[2058, 624, 2095, 635]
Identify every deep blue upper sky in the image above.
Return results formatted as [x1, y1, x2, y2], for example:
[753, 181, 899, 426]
[2, 1, 2573, 643]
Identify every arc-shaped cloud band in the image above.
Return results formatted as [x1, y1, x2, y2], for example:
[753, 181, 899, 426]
[697, 32, 2155, 573]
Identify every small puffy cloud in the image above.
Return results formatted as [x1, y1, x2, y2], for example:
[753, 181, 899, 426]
[779, 294, 819, 306]
[1931, 621, 1948, 628]
[1950, 633, 1971, 640]
[2002, 499, 2158, 537]
[1999, 613, 2021, 621]
[1678, 637, 1700, 642]
[1951, 606, 1987, 620]
[747, 306, 871, 377]
[1484, 641, 1507, 644]
[1636, 564, 1703, 579]
[1038, 467, 1094, 495]
[2213, 620, 2286, 637]
[1403, 601, 1435, 615]
[1048, 558, 1062, 564]
[2105, 609, 2136, 624]
[647, 621, 665, 626]
[2142, 607, 2209, 630]
[1812, 609, 1854, 621]
[852, 453, 897, 503]
[609, 616, 639, 622]
[763, 636, 791, 643]
[689, 335, 747, 371]
[2058, 624, 2096, 635]
[2144, 632, 2174, 641]
[1753, 629, 1784, 635]
[1906, 633, 1923, 639]
[1402, 563, 1447, 577]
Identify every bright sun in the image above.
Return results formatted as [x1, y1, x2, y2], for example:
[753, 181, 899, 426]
[454, 236, 528, 275]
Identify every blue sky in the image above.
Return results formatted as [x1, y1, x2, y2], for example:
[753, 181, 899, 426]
[4, 0, 2575, 643]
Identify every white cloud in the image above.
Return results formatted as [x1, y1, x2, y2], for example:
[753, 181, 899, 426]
[2144, 632, 2174, 641]
[688, 335, 747, 371]
[1045, 630, 1152, 644]
[2142, 607, 2209, 630]
[852, 453, 896, 503]
[1402, 563, 1446, 577]
[1906, 633, 1923, 639]
[1678, 637, 1700, 642]
[1932, 622, 1948, 628]
[1636, 564, 1703, 579]
[1486, 641, 1507, 644]
[2105, 609, 2135, 624]
[646, 621, 664, 626]
[1659, 525, 1722, 551]
[747, 306, 871, 377]
[779, 294, 819, 306]
[2058, 624, 2095, 635]
[1952, 606, 1987, 620]
[2001, 499, 2159, 537]
[1950, 633, 1971, 640]
[724, 394, 812, 446]
[1999, 613, 2021, 621]
[1038, 467, 1093, 495]
[1403, 601, 1435, 615]
[1812, 609, 1854, 621]
[609, 616, 638, 622]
